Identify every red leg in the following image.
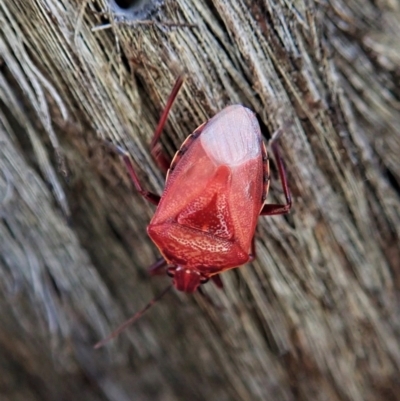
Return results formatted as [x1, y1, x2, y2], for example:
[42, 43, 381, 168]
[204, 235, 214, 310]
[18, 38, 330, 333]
[112, 144, 161, 206]
[260, 131, 292, 216]
[150, 143, 171, 174]
[248, 237, 256, 262]
[107, 76, 185, 204]
[211, 275, 224, 289]
[150, 75, 185, 173]
[148, 258, 168, 276]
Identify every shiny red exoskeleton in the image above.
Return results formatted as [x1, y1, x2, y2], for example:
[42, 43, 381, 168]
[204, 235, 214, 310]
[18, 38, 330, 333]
[95, 76, 291, 348]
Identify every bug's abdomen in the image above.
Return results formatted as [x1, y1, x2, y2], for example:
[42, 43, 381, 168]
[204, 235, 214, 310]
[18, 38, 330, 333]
[148, 162, 263, 272]
[147, 222, 249, 271]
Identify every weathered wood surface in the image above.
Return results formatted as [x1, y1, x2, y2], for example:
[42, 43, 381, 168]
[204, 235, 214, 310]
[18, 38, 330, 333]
[1, 0, 399, 400]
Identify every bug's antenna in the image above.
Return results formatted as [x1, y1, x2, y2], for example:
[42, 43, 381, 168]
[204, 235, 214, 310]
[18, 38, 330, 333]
[94, 284, 173, 349]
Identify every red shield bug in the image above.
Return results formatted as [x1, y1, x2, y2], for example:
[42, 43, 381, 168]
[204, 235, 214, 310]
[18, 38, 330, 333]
[95, 76, 291, 348]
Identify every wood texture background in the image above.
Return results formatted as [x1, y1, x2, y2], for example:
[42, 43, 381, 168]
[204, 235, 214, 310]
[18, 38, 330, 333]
[0, 0, 399, 400]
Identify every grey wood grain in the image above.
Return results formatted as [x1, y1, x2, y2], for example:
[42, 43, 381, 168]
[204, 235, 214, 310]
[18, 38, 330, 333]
[0, 0, 399, 400]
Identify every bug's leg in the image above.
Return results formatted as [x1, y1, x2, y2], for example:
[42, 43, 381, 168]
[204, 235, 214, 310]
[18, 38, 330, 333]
[150, 75, 185, 173]
[260, 135, 292, 216]
[211, 275, 224, 289]
[148, 258, 168, 276]
[111, 144, 161, 205]
[248, 237, 257, 262]
[151, 143, 172, 174]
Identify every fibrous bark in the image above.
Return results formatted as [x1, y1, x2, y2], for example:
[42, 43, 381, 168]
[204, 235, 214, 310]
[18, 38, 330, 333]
[0, 0, 399, 400]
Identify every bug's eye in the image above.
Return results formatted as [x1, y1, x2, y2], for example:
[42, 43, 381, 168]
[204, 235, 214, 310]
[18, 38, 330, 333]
[166, 268, 175, 277]
[200, 277, 209, 284]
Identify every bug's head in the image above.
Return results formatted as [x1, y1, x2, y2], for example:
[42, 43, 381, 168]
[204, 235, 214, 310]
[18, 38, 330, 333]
[167, 266, 209, 293]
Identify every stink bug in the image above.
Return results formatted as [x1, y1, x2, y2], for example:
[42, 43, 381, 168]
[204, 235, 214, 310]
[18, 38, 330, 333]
[95, 76, 291, 348]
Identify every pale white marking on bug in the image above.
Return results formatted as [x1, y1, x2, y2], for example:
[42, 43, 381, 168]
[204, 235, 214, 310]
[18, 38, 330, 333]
[200, 105, 261, 166]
